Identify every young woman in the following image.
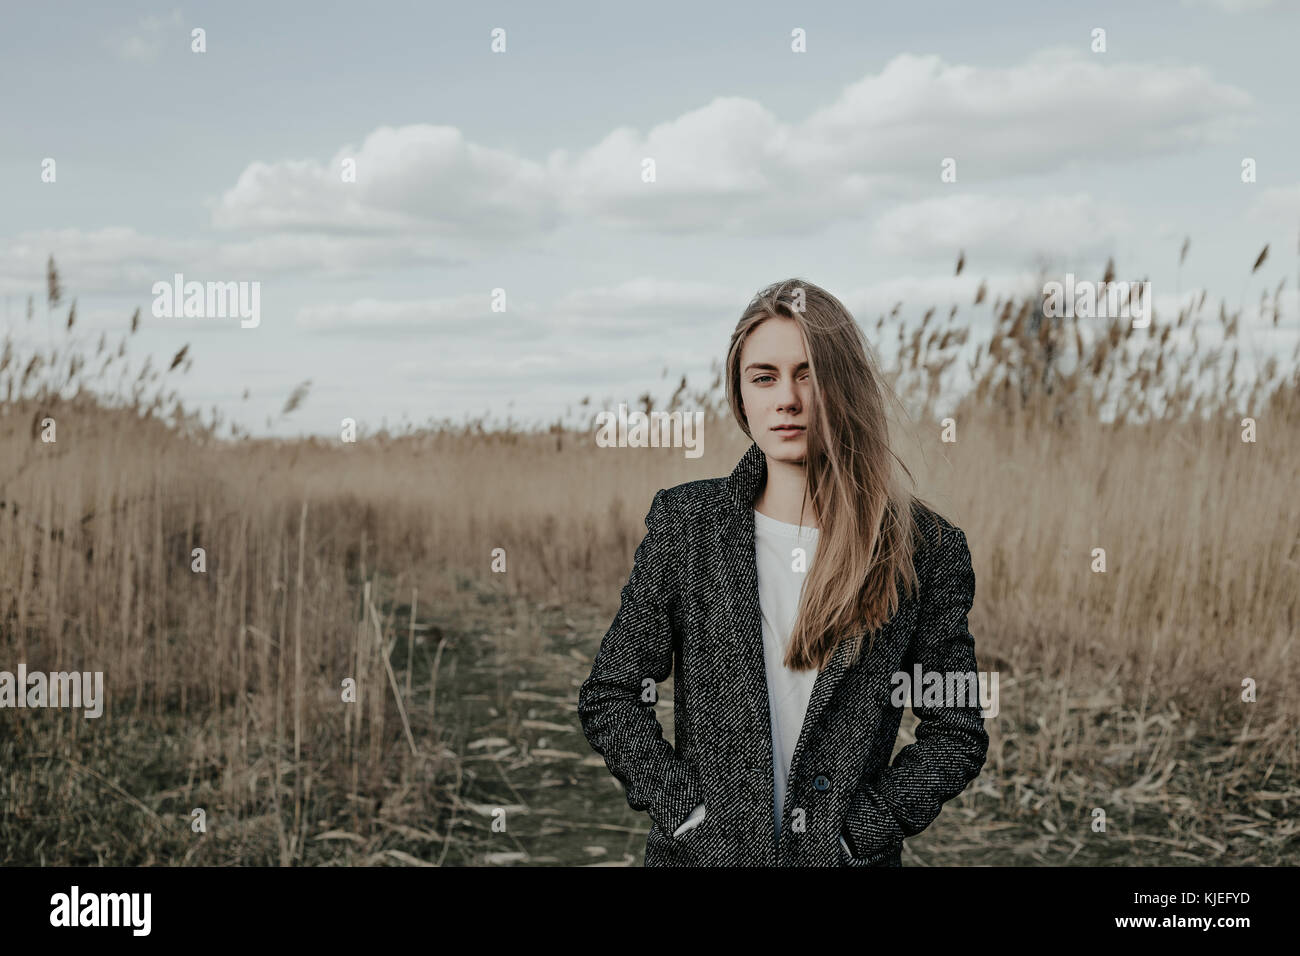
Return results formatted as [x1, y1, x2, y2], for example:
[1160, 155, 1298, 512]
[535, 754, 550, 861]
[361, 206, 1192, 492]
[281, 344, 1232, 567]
[577, 279, 989, 867]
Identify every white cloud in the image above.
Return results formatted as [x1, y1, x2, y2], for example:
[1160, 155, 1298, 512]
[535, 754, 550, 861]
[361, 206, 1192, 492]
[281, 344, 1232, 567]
[395, 348, 663, 388]
[293, 278, 732, 338]
[0, 227, 207, 296]
[105, 9, 183, 63]
[842, 272, 1041, 325]
[868, 193, 1133, 263]
[212, 126, 560, 237]
[210, 51, 1254, 238]
[547, 277, 736, 335]
[1247, 183, 1300, 224]
[1181, 0, 1277, 12]
[0, 227, 461, 297]
[800, 49, 1251, 182]
[295, 294, 544, 340]
[212, 233, 463, 275]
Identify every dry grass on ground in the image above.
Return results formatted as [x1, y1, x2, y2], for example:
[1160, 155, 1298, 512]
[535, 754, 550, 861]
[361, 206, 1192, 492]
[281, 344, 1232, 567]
[2, 255, 1297, 864]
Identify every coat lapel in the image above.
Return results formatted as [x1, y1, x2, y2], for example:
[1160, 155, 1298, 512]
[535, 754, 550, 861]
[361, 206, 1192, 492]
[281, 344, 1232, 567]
[714, 441, 774, 756]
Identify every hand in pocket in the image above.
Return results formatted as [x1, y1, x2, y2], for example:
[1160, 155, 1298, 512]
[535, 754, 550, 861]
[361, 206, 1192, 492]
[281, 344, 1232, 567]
[672, 802, 707, 837]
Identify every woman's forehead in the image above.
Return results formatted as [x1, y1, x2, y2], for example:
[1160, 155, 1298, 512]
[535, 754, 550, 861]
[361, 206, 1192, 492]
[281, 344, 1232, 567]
[742, 315, 807, 360]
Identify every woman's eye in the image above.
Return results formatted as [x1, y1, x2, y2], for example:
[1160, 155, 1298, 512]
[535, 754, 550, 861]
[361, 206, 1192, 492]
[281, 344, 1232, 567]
[753, 375, 774, 384]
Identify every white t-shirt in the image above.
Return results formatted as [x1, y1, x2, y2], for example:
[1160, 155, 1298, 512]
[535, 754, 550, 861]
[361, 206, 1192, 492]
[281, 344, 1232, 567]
[752, 507, 820, 841]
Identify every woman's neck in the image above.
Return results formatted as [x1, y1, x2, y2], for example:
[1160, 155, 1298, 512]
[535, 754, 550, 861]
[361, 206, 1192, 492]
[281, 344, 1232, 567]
[753, 454, 817, 528]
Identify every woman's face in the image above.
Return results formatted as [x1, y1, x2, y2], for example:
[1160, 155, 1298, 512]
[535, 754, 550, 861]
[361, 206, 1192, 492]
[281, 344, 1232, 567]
[738, 315, 814, 465]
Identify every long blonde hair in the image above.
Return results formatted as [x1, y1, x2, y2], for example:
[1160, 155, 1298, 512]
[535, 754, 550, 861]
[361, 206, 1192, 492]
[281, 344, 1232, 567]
[726, 278, 931, 671]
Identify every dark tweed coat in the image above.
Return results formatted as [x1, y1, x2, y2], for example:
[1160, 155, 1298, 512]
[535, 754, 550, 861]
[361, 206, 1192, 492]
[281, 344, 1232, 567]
[577, 441, 989, 866]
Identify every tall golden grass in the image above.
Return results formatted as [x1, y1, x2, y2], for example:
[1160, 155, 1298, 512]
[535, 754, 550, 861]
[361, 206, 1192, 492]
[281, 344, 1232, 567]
[1, 252, 1297, 865]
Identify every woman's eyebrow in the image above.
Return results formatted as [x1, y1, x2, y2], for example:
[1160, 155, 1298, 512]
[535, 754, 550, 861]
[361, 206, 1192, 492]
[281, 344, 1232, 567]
[743, 361, 809, 373]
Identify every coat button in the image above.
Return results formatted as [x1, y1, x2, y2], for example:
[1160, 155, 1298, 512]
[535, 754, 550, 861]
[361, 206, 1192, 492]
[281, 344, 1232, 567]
[812, 774, 831, 792]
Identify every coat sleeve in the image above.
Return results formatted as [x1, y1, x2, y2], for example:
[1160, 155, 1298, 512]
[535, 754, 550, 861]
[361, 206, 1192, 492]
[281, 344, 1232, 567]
[841, 523, 989, 857]
[577, 488, 703, 837]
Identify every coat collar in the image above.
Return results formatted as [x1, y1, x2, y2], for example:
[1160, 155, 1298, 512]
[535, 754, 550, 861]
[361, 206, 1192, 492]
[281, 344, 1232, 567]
[714, 441, 911, 860]
[723, 439, 768, 515]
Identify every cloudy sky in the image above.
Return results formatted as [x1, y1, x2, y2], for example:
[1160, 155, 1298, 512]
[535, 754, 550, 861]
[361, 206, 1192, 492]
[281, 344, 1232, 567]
[3, 0, 1298, 436]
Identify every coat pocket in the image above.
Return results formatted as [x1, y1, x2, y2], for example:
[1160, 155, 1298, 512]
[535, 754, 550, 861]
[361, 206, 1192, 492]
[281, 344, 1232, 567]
[646, 815, 730, 867]
[837, 834, 903, 867]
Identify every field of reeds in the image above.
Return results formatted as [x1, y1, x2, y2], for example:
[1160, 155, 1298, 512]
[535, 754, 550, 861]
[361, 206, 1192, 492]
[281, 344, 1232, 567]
[2, 252, 1297, 866]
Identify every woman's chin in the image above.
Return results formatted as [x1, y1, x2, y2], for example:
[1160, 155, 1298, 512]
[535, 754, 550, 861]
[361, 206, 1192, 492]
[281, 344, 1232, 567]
[763, 441, 807, 464]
